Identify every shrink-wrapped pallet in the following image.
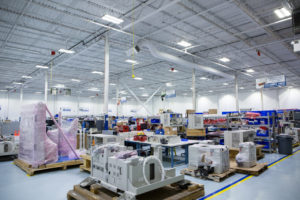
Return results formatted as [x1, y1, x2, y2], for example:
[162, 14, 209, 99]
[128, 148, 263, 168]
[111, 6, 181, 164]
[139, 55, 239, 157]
[236, 142, 256, 168]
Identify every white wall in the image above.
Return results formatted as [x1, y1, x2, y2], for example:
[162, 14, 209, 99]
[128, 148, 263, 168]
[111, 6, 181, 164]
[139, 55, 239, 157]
[1, 87, 300, 120]
[152, 87, 300, 115]
[0, 92, 149, 120]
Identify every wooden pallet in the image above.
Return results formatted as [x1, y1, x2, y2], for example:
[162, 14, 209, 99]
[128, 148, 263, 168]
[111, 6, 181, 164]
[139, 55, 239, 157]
[180, 168, 236, 182]
[14, 158, 83, 176]
[67, 182, 204, 200]
[292, 142, 300, 148]
[230, 161, 268, 176]
[229, 145, 265, 161]
[79, 154, 91, 173]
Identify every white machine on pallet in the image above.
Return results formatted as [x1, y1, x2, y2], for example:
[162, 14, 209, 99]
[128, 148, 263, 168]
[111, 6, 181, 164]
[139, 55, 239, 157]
[0, 136, 18, 157]
[188, 144, 229, 176]
[224, 130, 255, 148]
[236, 142, 257, 168]
[188, 113, 204, 129]
[160, 113, 183, 127]
[90, 144, 184, 200]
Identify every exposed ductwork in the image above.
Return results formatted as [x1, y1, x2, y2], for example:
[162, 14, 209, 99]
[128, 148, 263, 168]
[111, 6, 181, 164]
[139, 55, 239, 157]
[135, 40, 235, 80]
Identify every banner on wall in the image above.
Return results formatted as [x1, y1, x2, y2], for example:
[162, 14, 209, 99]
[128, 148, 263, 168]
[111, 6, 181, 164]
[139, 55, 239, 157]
[166, 89, 176, 98]
[256, 75, 286, 89]
[79, 107, 89, 112]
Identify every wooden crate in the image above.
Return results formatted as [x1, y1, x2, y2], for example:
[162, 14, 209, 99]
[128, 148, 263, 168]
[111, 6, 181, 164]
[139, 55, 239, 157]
[180, 168, 236, 182]
[14, 158, 83, 176]
[186, 129, 205, 137]
[229, 145, 265, 160]
[230, 161, 268, 176]
[67, 182, 204, 200]
[79, 154, 91, 173]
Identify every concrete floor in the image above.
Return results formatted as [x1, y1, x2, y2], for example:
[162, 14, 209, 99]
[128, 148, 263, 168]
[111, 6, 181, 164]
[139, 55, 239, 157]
[0, 147, 299, 200]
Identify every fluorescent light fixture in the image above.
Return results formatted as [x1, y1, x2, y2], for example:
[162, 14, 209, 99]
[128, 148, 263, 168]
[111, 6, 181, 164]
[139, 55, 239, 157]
[71, 79, 80, 82]
[13, 82, 23, 85]
[54, 84, 65, 88]
[0, 89, 7, 92]
[139, 87, 145, 90]
[219, 57, 230, 62]
[134, 77, 143, 80]
[22, 75, 32, 79]
[223, 83, 228, 85]
[209, 90, 213, 92]
[246, 69, 255, 73]
[102, 14, 124, 24]
[274, 7, 291, 19]
[141, 94, 149, 97]
[120, 90, 127, 94]
[200, 77, 207, 80]
[166, 82, 173, 87]
[92, 71, 104, 75]
[36, 65, 48, 69]
[240, 87, 245, 89]
[177, 40, 192, 47]
[35, 91, 42, 94]
[89, 96, 96, 98]
[88, 87, 100, 92]
[58, 49, 75, 54]
[169, 69, 178, 72]
[125, 59, 139, 65]
[183, 93, 188, 95]
[110, 83, 116, 86]
[190, 87, 193, 90]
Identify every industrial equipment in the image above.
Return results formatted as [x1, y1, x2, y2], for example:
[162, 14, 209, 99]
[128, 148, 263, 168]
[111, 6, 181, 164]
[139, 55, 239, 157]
[236, 142, 257, 168]
[90, 144, 184, 200]
[160, 113, 183, 127]
[188, 113, 204, 129]
[0, 136, 18, 157]
[224, 130, 255, 148]
[188, 144, 230, 176]
[147, 135, 181, 144]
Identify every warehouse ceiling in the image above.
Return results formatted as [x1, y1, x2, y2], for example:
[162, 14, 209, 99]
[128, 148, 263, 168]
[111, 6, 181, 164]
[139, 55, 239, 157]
[0, 0, 300, 100]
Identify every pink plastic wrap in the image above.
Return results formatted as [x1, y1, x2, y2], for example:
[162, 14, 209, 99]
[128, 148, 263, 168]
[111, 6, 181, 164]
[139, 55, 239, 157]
[19, 103, 58, 167]
[19, 102, 79, 168]
[46, 119, 79, 159]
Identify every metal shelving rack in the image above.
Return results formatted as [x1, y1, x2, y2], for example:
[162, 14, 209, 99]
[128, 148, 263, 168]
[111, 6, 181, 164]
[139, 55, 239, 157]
[226, 112, 277, 153]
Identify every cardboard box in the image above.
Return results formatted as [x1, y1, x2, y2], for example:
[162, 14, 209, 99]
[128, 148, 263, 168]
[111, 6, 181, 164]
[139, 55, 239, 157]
[208, 109, 218, 114]
[186, 109, 195, 117]
[164, 127, 178, 135]
[186, 129, 206, 136]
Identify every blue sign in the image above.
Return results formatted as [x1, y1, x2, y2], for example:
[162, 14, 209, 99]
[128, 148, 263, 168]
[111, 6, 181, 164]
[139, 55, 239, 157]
[166, 89, 176, 98]
[256, 75, 286, 89]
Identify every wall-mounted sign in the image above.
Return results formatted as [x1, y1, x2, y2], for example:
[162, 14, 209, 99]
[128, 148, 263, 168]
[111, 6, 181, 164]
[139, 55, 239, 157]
[61, 107, 71, 112]
[51, 88, 71, 96]
[166, 89, 176, 98]
[120, 97, 127, 103]
[256, 75, 286, 89]
[79, 107, 89, 112]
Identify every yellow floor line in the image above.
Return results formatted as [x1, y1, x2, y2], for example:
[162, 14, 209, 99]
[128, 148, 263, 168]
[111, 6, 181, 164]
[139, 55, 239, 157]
[206, 149, 300, 200]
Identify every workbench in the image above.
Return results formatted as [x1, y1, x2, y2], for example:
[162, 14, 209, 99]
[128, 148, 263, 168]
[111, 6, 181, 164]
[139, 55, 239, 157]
[125, 139, 200, 167]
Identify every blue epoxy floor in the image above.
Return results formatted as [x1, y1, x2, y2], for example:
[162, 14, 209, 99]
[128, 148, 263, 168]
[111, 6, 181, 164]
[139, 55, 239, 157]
[0, 148, 299, 200]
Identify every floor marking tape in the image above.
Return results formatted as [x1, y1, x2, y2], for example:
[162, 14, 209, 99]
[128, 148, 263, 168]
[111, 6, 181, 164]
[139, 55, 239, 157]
[199, 148, 300, 200]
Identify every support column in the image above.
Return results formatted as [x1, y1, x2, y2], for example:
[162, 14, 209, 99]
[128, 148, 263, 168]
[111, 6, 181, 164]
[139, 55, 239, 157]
[44, 71, 48, 104]
[116, 79, 119, 117]
[260, 88, 264, 110]
[20, 87, 23, 105]
[192, 68, 196, 110]
[103, 33, 110, 130]
[235, 72, 239, 111]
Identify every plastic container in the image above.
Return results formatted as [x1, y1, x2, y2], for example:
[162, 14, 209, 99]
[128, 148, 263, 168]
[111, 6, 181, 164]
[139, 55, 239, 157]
[277, 135, 293, 155]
